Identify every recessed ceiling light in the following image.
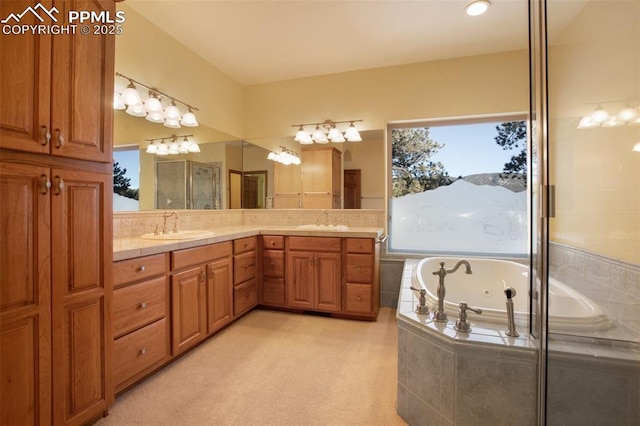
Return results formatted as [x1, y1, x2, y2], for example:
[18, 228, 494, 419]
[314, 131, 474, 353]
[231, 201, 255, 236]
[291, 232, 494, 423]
[465, 0, 491, 16]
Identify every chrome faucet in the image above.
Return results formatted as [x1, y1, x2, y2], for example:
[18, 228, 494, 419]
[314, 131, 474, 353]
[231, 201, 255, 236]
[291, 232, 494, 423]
[162, 211, 179, 234]
[432, 260, 472, 322]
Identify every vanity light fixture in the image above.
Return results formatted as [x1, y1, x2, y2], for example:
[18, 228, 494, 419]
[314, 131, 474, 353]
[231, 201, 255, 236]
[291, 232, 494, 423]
[115, 72, 200, 129]
[145, 134, 200, 156]
[465, 0, 490, 16]
[577, 101, 639, 129]
[267, 146, 301, 165]
[292, 119, 363, 144]
[633, 142, 640, 152]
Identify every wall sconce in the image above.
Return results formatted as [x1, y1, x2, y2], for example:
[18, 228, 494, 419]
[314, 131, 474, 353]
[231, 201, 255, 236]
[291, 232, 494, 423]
[291, 119, 363, 144]
[267, 146, 301, 165]
[115, 72, 199, 129]
[145, 134, 200, 156]
[577, 102, 639, 129]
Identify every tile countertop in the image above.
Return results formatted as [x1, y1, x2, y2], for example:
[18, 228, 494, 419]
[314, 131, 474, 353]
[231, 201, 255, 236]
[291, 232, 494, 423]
[113, 225, 384, 261]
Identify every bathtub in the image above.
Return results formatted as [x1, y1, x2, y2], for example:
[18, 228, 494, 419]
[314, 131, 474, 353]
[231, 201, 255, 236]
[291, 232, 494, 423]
[411, 257, 611, 332]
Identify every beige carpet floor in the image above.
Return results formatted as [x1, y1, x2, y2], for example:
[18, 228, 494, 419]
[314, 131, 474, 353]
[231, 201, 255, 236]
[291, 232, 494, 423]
[98, 307, 406, 426]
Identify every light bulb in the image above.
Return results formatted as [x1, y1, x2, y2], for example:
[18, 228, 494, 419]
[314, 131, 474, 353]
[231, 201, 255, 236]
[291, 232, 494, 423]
[164, 119, 181, 129]
[144, 95, 163, 113]
[465, 0, 490, 16]
[188, 142, 200, 153]
[344, 123, 362, 141]
[121, 82, 141, 106]
[125, 103, 146, 118]
[180, 109, 198, 127]
[633, 142, 640, 152]
[327, 127, 343, 142]
[113, 91, 126, 110]
[157, 143, 169, 155]
[164, 101, 181, 120]
[145, 143, 157, 154]
[617, 107, 638, 123]
[591, 106, 609, 124]
[145, 111, 165, 123]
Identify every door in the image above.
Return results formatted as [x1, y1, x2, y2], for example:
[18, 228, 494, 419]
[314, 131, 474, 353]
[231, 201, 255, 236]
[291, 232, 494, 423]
[243, 175, 259, 208]
[343, 169, 361, 209]
[0, 0, 52, 154]
[315, 252, 342, 312]
[229, 170, 242, 209]
[286, 252, 315, 309]
[171, 266, 207, 355]
[206, 257, 233, 334]
[51, 168, 112, 425]
[0, 162, 51, 425]
[50, 0, 114, 162]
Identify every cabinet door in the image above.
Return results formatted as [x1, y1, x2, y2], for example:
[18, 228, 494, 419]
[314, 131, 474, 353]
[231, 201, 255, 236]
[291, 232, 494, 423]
[0, 0, 52, 154]
[286, 252, 315, 309]
[50, 0, 114, 162]
[273, 162, 302, 208]
[315, 252, 342, 312]
[206, 257, 233, 335]
[0, 162, 51, 426]
[51, 168, 112, 425]
[171, 267, 207, 355]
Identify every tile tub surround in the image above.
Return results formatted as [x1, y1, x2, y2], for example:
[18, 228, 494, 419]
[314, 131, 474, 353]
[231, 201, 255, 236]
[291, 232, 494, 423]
[399, 259, 640, 426]
[549, 242, 640, 341]
[397, 260, 538, 425]
[114, 209, 386, 239]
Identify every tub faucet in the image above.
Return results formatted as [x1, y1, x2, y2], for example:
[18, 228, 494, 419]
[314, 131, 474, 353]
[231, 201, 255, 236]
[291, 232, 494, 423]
[432, 260, 472, 323]
[504, 287, 519, 337]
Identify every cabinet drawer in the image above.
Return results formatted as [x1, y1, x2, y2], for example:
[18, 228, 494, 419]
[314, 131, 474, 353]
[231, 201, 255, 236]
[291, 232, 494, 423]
[113, 318, 169, 390]
[234, 236, 257, 254]
[288, 236, 341, 252]
[171, 241, 232, 271]
[234, 250, 257, 285]
[262, 235, 284, 250]
[346, 254, 373, 283]
[113, 276, 167, 338]
[263, 250, 284, 277]
[346, 238, 374, 254]
[113, 254, 168, 287]
[345, 284, 373, 315]
[262, 277, 285, 306]
[234, 279, 257, 316]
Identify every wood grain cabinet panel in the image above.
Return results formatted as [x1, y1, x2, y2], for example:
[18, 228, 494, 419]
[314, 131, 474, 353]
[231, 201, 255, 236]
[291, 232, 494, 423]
[233, 279, 258, 317]
[113, 318, 168, 391]
[206, 257, 233, 334]
[234, 250, 257, 285]
[113, 277, 167, 339]
[171, 266, 207, 355]
[113, 254, 168, 287]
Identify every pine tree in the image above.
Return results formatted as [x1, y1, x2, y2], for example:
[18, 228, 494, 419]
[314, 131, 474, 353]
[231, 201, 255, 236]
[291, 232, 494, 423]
[113, 161, 132, 196]
[391, 127, 450, 197]
[495, 121, 527, 184]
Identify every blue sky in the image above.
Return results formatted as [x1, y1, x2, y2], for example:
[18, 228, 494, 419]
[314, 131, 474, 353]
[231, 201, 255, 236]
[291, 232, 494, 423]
[113, 148, 140, 189]
[428, 122, 518, 177]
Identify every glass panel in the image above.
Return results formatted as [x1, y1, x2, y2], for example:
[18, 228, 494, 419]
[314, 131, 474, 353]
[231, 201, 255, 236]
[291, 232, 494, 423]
[545, 0, 639, 424]
[155, 161, 187, 210]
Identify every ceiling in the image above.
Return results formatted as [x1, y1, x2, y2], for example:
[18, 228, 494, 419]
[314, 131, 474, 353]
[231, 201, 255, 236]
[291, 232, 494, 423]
[125, 0, 585, 86]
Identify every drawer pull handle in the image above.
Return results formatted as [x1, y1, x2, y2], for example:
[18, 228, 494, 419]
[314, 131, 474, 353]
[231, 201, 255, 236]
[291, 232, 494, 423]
[140, 302, 147, 309]
[41, 125, 51, 146]
[356, 296, 361, 301]
[140, 348, 147, 355]
[55, 129, 64, 148]
[139, 265, 146, 272]
[270, 241, 275, 246]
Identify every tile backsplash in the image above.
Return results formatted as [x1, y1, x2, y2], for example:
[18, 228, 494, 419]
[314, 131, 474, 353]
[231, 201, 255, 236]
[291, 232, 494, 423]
[113, 209, 386, 239]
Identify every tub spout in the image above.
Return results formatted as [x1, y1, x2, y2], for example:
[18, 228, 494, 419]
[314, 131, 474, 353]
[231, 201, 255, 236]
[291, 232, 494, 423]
[504, 287, 519, 337]
[432, 260, 473, 323]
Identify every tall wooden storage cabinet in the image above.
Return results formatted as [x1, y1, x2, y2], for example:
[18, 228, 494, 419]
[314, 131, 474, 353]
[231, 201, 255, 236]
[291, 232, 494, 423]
[0, 0, 115, 424]
[301, 148, 342, 209]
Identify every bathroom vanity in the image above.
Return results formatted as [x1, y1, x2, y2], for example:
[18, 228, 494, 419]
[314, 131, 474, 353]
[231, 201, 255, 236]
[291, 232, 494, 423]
[112, 225, 382, 393]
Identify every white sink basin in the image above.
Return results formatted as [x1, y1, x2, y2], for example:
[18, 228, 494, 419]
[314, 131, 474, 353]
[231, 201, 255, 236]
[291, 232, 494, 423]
[140, 230, 215, 240]
[296, 224, 349, 231]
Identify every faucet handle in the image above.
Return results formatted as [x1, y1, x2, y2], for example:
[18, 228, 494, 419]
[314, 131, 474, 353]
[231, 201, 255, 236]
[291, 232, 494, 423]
[454, 302, 482, 333]
[409, 286, 429, 315]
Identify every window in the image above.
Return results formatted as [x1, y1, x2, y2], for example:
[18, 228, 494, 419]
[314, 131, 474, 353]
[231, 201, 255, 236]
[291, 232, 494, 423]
[388, 115, 528, 256]
[113, 147, 140, 211]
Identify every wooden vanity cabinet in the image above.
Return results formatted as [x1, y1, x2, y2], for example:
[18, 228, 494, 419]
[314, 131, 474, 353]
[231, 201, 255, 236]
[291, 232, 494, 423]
[233, 237, 258, 317]
[344, 238, 380, 319]
[171, 242, 232, 355]
[301, 148, 342, 209]
[112, 254, 170, 393]
[286, 237, 342, 312]
[261, 235, 286, 306]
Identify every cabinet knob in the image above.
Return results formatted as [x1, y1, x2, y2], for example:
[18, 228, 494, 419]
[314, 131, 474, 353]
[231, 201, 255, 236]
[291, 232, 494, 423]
[55, 129, 64, 148]
[270, 240, 275, 246]
[356, 296, 361, 301]
[140, 302, 147, 309]
[139, 265, 146, 272]
[40, 175, 51, 195]
[140, 348, 147, 355]
[41, 125, 51, 146]
[53, 176, 64, 196]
